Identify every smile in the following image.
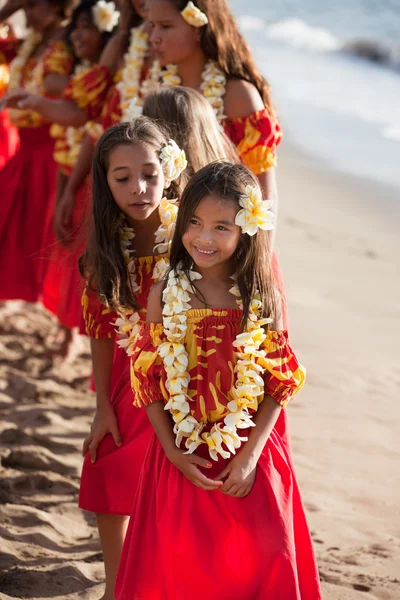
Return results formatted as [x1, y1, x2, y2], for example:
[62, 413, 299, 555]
[194, 246, 216, 255]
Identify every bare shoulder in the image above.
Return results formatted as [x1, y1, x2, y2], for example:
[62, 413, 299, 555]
[224, 78, 264, 120]
[146, 280, 164, 323]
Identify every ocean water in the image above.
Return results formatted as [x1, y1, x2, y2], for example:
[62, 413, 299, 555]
[229, 0, 400, 189]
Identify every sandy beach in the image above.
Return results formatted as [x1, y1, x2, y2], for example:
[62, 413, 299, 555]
[0, 143, 399, 599]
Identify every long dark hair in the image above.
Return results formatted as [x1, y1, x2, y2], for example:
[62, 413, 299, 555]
[166, 0, 275, 116]
[64, 0, 115, 54]
[142, 86, 239, 177]
[82, 117, 185, 313]
[168, 162, 279, 328]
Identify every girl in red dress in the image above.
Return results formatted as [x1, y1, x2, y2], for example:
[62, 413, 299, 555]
[79, 92, 238, 599]
[116, 162, 322, 599]
[0, 21, 19, 169]
[79, 115, 187, 599]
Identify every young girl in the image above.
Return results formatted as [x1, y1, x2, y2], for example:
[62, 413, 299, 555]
[116, 162, 322, 599]
[0, 0, 74, 302]
[79, 92, 238, 599]
[146, 0, 282, 199]
[79, 115, 187, 600]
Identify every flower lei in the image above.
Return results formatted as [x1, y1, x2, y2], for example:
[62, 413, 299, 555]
[116, 25, 149, 122]
[8, 31, 42, 92]
[63, 63, 92, 164]
[160, 60, 227, 126]
[114, 199, 178, 355]
[159, 268, 272, 461]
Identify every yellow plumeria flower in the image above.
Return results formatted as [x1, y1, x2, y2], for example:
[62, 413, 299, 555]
[181, 1, 208, 27]
[235, 184, 275, 236]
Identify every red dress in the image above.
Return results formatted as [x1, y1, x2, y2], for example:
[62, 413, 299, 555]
[41, 65, 112, 329]
[79, 254, 167, 514]
[116, 310, 322, 599]
[0, 32, 19, 169]
[0, 41, 73, 302]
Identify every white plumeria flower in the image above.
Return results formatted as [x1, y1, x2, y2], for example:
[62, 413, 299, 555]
[152, 257, 170, 281]
[181, 1, 208, 27]
[203, 429, 230, 461]
[92, 0, 120, 32]
[235, 185, 275, 236]
[158, 342, 187, 367]
[125, 97, 143, 120]
[159, 139, 187, 182]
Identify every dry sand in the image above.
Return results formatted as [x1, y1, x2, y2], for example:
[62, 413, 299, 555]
[0, 145, 399, 599]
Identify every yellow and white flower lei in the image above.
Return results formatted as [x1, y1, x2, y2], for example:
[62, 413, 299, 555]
[114, 199, 178, 355]
[160, 59, 227, 126]
[116, 25, 149, 122]
[7, 30, 42, 92]
[159, 268, 272, 461]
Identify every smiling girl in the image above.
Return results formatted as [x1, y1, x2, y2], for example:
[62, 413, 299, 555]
[116, 162, 322, 599]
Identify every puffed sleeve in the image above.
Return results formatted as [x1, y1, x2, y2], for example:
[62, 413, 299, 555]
[260, 330, 306, 408]
[63, 64, 113, 121]
[130, 323, 167, 408]
[81, 285, 118, 339]
[224, 108, 282, 175]
[42, 40, 73, 78]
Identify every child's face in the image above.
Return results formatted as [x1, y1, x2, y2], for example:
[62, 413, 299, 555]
[182, 194, 242, 272]
[107, 142, 165, 224]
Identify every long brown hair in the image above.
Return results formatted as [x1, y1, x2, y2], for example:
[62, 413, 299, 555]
[143, 86, 239, 177]
[166, 0, 275, 115]
[82, 117, 185, 312]
[168, 161, 279, 328]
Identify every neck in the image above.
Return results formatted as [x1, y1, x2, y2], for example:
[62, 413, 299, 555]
[176, 49, 207, 90]
[194, 261, 234, 284]
[128, 207, 162, 254]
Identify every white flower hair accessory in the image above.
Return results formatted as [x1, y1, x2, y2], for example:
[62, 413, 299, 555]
[235, 185, 275, 236]
[181, 1, 208, 27]
[159, 140, 187, 185]
[92, 0, 120, 32]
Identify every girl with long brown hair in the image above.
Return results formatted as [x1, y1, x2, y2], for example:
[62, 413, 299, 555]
[79, 115, 187, 600]
[116, 162, 322, 599]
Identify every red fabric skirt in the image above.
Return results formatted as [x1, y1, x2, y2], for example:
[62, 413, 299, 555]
[79, 348, 154, 515]
[116, 428, 322, 600]
[42, 182, 91, 330]
[0, 111, 19, 171]
[0, 125, 57, 302]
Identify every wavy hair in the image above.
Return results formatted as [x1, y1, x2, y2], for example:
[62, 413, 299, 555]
[82, 117, 186, 313]
[142, 86, 239, 177]
[166, 0, 275, 115]
[168, 161, 279, 328]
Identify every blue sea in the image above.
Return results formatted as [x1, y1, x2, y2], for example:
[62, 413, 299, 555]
[229, 0, 400, 189]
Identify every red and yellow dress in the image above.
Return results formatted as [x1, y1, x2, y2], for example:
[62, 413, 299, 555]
[0, 27, 19, 169]
[41, 65, 112, 330]
[79, 254, 167, 514]
[0, 40, 73, 302]
[116, 309, 322, 599]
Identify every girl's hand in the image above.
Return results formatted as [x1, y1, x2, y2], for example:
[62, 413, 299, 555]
[82, 401, 122, 463]
[168, 448, 223, 491]
[216, 453, 257, 498]
[16, 91, 42, 111]
[54, 187, 75, 245]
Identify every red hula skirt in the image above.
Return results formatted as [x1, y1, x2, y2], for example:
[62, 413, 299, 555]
[42, 181, 91, 330]
[79, 348, 153, 515]
[0, 125, 57, 302]
[116, 428, 322, 600]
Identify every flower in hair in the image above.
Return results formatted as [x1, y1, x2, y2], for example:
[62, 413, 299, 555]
[92, 0, 120, 32]
[159, 140, 187, 184]
[181, 1, 208, 27]
[235, 185, 275, 236]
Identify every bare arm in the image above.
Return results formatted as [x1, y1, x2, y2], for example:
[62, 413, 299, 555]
[43, 73, 69, 98]
[82, 336, 122, 463]
[15, 93, 87, 126]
